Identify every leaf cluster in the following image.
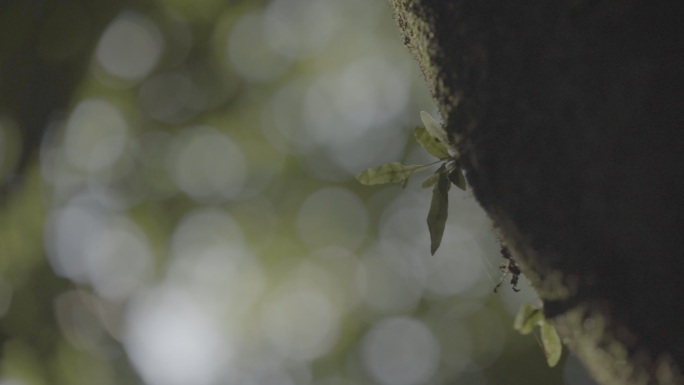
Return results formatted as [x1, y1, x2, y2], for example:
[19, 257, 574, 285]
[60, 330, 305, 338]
[514, 303, 563, 367]
[356, 111, 465, 254]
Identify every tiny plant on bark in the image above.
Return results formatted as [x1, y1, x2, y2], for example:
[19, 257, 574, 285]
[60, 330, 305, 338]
[514, 302, 563, 367]
[357, 112, 560, 367]
[356, 111, 466, 255]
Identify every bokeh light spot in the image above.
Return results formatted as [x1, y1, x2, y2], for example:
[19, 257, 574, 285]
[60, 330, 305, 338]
[227, 11, 291, 83]
[361, 316, 440, 385]
[296, 187, 368, 250]
[261, 284, 339, 361]
[168, 126, 247, 202]
[63, 99, 129, 174]
[171, 208, 245, 259]
[46, 202, 107, 283]
[95, 11, 164, 81]
[45, 196, 152, 300]
[263, 0, 339, 59]
[84, 217, 153, 301]
[423, 235, 486, 297]
[125, 288, 232, 385]
[356, 251, 423, 315]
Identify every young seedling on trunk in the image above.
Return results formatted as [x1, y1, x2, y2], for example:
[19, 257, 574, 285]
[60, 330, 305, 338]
[356, 111, 466, 254]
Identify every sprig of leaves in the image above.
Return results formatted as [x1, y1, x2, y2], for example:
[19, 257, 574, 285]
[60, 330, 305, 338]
[514, 303, 563, 367]
[356, 162, 438, 187]
[356, 111, 466, 254]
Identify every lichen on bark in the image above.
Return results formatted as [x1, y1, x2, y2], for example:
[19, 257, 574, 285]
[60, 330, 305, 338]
[388, 1, 684, 384]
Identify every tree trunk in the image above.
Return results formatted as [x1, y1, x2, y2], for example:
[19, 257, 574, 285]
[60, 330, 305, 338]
[387, 1, 684, 384]
[0, 0, 132, 200]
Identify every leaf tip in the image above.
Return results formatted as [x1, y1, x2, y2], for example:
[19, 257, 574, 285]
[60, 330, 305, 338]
[355, 170, 370, 185]
[541, 321, 563, 367]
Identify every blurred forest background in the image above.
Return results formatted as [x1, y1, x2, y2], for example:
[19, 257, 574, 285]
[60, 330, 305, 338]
[0, 0, 596, 384]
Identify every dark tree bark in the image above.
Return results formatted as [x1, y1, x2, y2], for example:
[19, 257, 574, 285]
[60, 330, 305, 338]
[388, 1, 684, 384]
[0, 0, 133, 200]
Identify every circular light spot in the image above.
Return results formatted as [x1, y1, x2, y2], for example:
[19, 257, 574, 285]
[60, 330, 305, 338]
[261, 79, 308, 153]
[95, 11, 164, 81]
[169, 126, 247, 202]
[423, 236, 486, 297]
[463, 307, 506, 368]
[125, 288, 231, 385]
[361, 317, 440, 385]
[63, 99, 128, 174]
[46, 203, 106, 282]
[356, 253, 423, 314]
[170, 208, 245, 259]
[332, 56, 410, 130]
[309, 247, 361, 311]
[427, 315, 473, 374]
[296, 187, 368, 250]
[261, 285, 339, 361]
[85, 217, 153, 301]
[227, 11, 290, 82]
[263, 0, 339, 59]
[379, 207, 430, 252]
[302, 75, 354, 147]
[45, 199, 152, 300]
[167, 244, 265, 320]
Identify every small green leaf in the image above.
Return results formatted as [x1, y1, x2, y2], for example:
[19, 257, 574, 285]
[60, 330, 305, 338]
[447, 167, 467, 190]
[421, 172, 441, 188]
[356, 162, 430, 186]
[540, 320, 562, 367]
[427, 164, 450, 255]
[414, 126, 450, 159]
[420, 111, 450, 148]
[514, 303, 544, 335]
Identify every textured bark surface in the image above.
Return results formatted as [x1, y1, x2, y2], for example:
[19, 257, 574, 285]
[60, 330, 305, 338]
[388, 1, 684, 384]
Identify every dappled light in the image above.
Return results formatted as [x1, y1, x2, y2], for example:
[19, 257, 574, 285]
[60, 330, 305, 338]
[263, 0, 339, 59]
[63, 99, 129, 174]
[261, 282, 340, 361]
[296, 187, 368, 250]
[361, 316, 440, 385]
[95, 11, 164, 82]
[357, 249, 424, 314]
[0, 0, 600, 384]
[168, 126, 247, 202]
[45, 190, 153, 298]
[125, 288, 232, 385]
[228, 11, 292, 83]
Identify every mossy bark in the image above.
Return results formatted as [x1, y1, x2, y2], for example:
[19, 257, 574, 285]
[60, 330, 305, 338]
[388, 1, 684, 384]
